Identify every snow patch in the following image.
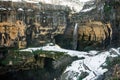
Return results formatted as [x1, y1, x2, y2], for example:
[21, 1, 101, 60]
[18, 8, 24, 11]
[1, 0, 95, 13]
[0, 7, 7, 10]
[81, 6, 95, 12]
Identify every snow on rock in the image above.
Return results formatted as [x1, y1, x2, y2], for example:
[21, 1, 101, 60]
[21, 44, 120, 80]
[83, 52, 109, 78]
[18, 8, 24, 11]
[49, 0, 95, 13]
[21, 44, 89, 58]
[2, 0, 21, 2]
[88, 50, 99, 55]
[84, 52, 109, 72]
[63, 48, 120, 80]
[1, 0, 95, 13]
[81, 6, 95, 12]
[118, 47, 120, 53]
[0, 7, 7, 10]
[83, 72, 96, 80]
[109, 48, 120, 55]
[63, 51, 109, 80]
[65, 60, 86, 73]
[40, 0, 95, 13]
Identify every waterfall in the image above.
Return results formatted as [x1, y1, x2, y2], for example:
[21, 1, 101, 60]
[73, 23, 78, 50]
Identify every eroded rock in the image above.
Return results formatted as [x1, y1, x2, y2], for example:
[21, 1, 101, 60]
[77, 21, 112, 50]
[0, 21, 26, 48]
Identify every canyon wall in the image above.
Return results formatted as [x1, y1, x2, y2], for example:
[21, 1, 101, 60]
[0, 1, 69, 48]
[0, 0, 119, 50]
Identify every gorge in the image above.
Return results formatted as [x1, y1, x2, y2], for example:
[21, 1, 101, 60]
[0, 0, 120, 80]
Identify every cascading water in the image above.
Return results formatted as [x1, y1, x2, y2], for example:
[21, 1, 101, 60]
[73, 23, 78, 50]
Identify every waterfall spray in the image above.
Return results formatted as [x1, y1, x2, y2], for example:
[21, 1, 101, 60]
[73, 23, 78, 50]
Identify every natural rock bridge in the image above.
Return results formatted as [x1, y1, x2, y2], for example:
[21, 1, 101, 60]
[0, 49, 78, 80]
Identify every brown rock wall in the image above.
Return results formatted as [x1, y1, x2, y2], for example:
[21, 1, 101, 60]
[77, 21, 112, 50]
[0, 21, 26, 48]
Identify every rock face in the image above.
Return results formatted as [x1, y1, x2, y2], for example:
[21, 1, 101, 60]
[77, 21, 112, 50]
[0, 1, 69, 48]
[0, 0, 119, 50]
[104, 0, 120, 47]
[26, 17, 66, 47]
[0, 21, 26, 48]
[55, 21, 112, 50]
[55, 0, 120, 50]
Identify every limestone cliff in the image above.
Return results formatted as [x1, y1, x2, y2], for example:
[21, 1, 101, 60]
[0, 1, 69, 48]
[0, 0, 119, 50]
[0, 21, 26, 48]
[55, 0, 120, 50]
[78, 21, 112, 50]
[55, 21, 112, 50]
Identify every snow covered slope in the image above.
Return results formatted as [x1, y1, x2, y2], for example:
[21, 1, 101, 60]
[21, 44, 120, 80]
[1, 0, 95, 13]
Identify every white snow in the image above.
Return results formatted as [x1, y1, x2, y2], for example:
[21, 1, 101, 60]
[27, 9, 33, 12]
[0, 7, 7, 10]
[1, 0, 95, 13]
[2, 0, 21, 2]
[65, 60, 86, 73]
[81, 6, 95, 12]
[18, 8, 24, 11]
[79, 0, 93, 2]
[21, 43, 120, 80]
